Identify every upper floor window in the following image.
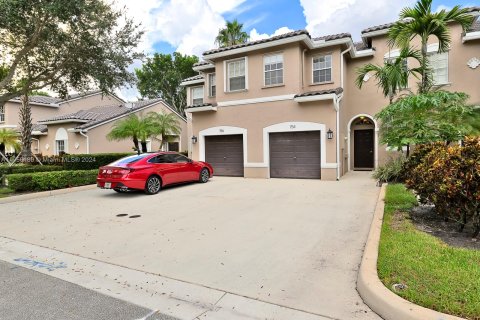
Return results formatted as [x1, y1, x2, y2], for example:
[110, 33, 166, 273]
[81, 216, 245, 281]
[227, 58, 246, 91]
[191, 86, 204, 105]
[313, 54, 332, 84]
[0, 105, 4, 123]
[428, 52, 448, 85]
[264, 53, 283, 86]
[208, 73, 216, 97]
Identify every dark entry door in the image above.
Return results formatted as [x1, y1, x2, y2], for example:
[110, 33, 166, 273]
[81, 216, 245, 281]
[354, 129, 374, 169]
[269, 131, 321, 179]
[205, 135, 244, 177]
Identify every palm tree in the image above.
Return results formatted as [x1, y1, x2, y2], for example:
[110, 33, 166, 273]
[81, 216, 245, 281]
[0, 128, 20, 158]
[147, 112, 181, 151]
[388, 0, 474, 93]
[355, 47, 422, 104]
[215, 19, 249, 47]
[107, 114, 155, 155]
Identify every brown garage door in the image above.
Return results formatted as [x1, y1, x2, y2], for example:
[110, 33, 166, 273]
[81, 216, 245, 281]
[205, 135, 244, 177]
[269, 131, 321, 179]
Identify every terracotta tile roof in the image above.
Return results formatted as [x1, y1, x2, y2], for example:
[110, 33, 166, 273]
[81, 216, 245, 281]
[32, 124, 48, 133]
[354, 41, 369, 50]
[313, 32, 351, 41]
[203, 30, 310, 56]
[294, 88, 344, 98]
[469, 18, 480, 32]
[39, 99, 166, 130]
[10, 90, 104, 105]
[193, 61, 211, 67]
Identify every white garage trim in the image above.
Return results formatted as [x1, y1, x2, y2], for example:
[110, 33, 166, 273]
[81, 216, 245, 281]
[347, 114, 379, 171]
[262, 122, 336, 178]
[199, 126, 248, 166]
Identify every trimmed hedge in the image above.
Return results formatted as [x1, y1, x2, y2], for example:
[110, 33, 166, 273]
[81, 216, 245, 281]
[6, 170, 98, 192]
[0, 164, 65, 177]
[62, 153, 133, 170]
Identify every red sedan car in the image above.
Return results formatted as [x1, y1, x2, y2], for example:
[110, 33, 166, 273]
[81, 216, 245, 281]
[97, 152, 213, 194]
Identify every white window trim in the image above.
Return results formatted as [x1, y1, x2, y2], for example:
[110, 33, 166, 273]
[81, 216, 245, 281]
[427, 43, 449, 86]
[0, 104, 4, 123]
[224, 57, 248, 92]
[55, 140, 68, 155]
[263, 52, 284, 87]
[208, 73, 216, 97]
[191, 86, 204, 105]
[312, 54, 333, 84]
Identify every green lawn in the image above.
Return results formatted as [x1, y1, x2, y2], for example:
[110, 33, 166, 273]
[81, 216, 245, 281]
[378, 184, 480, 320]
[0, 187, 14, 198]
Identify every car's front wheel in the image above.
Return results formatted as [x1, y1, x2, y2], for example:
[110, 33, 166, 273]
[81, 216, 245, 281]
[199, 168, 210, 183]
[145, 175, 162, 195]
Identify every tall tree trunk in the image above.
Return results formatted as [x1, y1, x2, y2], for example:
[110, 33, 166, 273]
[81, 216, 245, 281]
[140, 141, 147, 153]
[406, 144, 410, 157]
[0, 143, 5, 156]
[132, 136, 140, 155]
[420, 41, 428, 94]
[19, 93, 32, 158]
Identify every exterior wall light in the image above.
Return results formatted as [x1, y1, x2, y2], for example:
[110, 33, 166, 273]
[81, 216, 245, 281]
[191, 136, 198, 144]
[327, 129, 334, 140]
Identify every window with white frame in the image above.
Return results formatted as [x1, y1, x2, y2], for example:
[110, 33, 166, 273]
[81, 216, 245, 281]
[227, 58, 246, 91]
[208, 73, 216, 97]
[55, 127, 68, 155]
[56, 140, 66, 155]
[313, 54, 332, 83]
[191, 86, 204, 105]
[264, 54, 283, 86]
[428, 52, 448, 85]
[0, 104, 4, 123]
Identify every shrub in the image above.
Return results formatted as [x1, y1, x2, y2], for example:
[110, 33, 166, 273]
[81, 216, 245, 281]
[0, 164, 66, 186]
[6, 170, 98, 192]
[373, 155, 406, 183]
[405, 137, 480, 237]
[62, 153, 133, 170]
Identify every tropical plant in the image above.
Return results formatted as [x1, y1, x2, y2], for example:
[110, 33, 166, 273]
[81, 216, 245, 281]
[0, 0, 143, 156]
[107, 115, 156, 155]
[355, 47, 422, 104]
[147, 112, 181, 151]
[388, 0, 474, 93]
[0, 128, 20, 157]
[372, 155, 406, 183]
[376, 91, 478, 155]
[135, 52, 198, 114]
[215, 19, 249, 47]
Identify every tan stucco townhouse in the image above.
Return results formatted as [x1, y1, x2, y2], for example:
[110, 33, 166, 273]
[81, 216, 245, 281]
[181, 7, 480, 180]
[0, 91, 188, 155]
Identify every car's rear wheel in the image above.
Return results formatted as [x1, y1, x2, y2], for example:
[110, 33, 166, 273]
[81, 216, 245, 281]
[145, 175, 162, 195]
[199, 168, 210, 183]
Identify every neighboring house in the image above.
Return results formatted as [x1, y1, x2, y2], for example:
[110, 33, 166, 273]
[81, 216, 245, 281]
[36, 99, 188, 155]
[181, 7, 480, 180]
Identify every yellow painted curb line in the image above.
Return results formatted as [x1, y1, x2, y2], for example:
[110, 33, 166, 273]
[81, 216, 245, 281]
[0, 184, 97, 204]
[357, 183, 466, 320]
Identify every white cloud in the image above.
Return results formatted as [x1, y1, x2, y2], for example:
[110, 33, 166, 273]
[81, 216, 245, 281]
[249, 27, 295, 41]
[435, 5, 451, 12]
[299, 0, 416, 40]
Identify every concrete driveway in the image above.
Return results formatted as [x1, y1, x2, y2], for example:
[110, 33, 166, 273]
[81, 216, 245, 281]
[0, 172, 380, 320]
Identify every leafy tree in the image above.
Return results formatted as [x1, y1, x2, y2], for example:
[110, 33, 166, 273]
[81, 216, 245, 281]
[147, 112, 181, 151]
[107, 114, 155, 155]
[135, 52, 198, 115]
[376, 91, 479, 154]
[0, 128, 20, 157]
[0, 0, 143, 156]
[388, 0, 474, 93]
[215, 19, 249, 47]
[29, 91, 51, 97]
[355, 47, 422, 104]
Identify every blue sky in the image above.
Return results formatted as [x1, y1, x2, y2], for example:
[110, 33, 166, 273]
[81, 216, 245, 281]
[113, 0, 477, 100]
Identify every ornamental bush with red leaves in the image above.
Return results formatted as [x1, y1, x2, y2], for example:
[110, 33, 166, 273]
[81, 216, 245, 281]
[404, 137, 480, 237]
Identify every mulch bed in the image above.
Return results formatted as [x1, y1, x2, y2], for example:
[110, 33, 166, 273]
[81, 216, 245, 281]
[409, 205, 480, 250]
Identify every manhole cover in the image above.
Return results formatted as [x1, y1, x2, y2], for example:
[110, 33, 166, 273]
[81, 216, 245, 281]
[129, 215, 141, 219]
[116, 214, 128, 217]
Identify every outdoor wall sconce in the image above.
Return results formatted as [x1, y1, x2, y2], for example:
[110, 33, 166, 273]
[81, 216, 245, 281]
[327, 129, 334, 140]
[191, 136, 198, 144]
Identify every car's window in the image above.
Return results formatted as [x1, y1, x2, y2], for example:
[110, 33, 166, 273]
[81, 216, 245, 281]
[172, 154, 190, 163]
[109, 154, 149, 166]
[148, 154, 174, 164]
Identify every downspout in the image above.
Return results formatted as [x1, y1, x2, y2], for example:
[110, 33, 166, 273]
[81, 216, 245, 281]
[302, 49, 307, 88]
[337, 45, 352, 181]
[79, 130, 90, 154]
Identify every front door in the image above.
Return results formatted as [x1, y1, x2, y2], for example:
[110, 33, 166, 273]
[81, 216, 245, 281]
[354, 129, 374, 170]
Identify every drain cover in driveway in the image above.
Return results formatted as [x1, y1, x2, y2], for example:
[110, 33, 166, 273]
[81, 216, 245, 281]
[116, 214, 128, 217]
[129, 215, 141, 219]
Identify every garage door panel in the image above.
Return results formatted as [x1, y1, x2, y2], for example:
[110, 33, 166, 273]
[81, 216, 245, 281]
[205, 135, 244, 177]
[269, 131, 321, 179]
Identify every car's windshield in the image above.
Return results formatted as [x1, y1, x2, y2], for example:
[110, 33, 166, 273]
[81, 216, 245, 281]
[108, 154, 150, 166]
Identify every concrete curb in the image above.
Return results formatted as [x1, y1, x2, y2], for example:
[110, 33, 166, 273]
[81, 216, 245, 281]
[357, 183, 466, 320]
[0, 184, 97, 204]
